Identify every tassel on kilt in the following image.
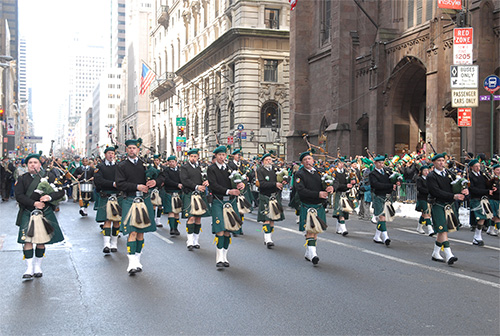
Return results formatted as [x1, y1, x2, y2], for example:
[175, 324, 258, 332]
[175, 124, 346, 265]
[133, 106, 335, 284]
[383, 199, 396, 222]
[171, 193, 183, 214]
[305, 208, 328, 234]
[480, 196, 494, 219]
[268, 196, 283, 220]
[106, 196, 122, 221]
[237, 195, 252, 214]
[150, 189, 162, 206]
[191, 192, 207, 216]
[223, 203, 242, 231]
[123, 198, 151, 229]
[444, 204, 459, 233]
[25, 210, 54, 244]
[340, 195, 353, 213]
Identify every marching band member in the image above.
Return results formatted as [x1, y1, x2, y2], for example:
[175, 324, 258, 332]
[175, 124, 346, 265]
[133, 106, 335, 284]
[180, 148, 210, 251]
[159, 155, 183, 236]
[94, 146, 121, 254]
[256, 152, 285, 248]
[415, 165, 435, 236]
[332, 158, 355, 236]
[74, 157, 94, 217]
[368, 155, 399, 246]
[15, 153, 65, 279]
[426, 153, 468, 265]
[487, 164, 500, 236]
[207, 146, 244, 267]
[295, 151, 333, 265]
[150, 155, 164, 228]
[115, 139, 161, 275]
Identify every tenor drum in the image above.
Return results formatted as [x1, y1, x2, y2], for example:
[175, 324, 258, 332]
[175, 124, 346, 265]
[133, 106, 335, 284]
[81, 182, 94, 193]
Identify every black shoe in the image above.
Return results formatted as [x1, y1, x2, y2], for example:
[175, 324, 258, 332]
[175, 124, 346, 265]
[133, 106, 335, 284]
[187, 245, 194, 251]
[216, 262, 224, 268]
[384, 239, 391, 246]
[266, 242, 274, 249]
[128, 269, 137, 275]
[79, 209, 85, 216]
[174, 229, 180, 235]
[447, 257, 458, 265]
[431, 257, 445, 263]
[311, 256, 319, 265]
[194, 245, 200, 249]
[103, 246, 111, 254]
[136, 267, 142, 272]
[342, 231, 348, 236]
[157, 224, 163, 228]
[34, 272, 43, 278]
[22, 273, 33, 280]
[110, 247, 117, 253]
[170, 229, 175, 235]
[472, 239, 484, 246]
[223, 262, 230, 267]
[373, 239, 384, 244]
[99, 224, 104, 229]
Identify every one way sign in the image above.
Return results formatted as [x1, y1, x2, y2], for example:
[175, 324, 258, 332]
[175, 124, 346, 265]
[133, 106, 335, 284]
[450, 65, 478, 89]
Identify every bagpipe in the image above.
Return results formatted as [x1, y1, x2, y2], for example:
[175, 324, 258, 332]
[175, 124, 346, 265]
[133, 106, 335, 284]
[229, 169, 252, 214]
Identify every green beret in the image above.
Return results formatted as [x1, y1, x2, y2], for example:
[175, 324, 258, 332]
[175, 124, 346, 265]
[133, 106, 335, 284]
[419, 165, 429, 172]
[153, 154, 160, 159]
[492, 164, 500, 169]
[428, 163, 434, 168]
[232, 148, 241, 155]
[167, 155, 177, 161]
[104, 146, 117, 154]
[25, 153, 41, 163]
[351, 159, 357, 164]
[187, 148, 199, 155]
[62, 160, 68, 163]
[373, 155, 385, 162]
[431, 153, 445, 161]
[468, 159, 479, 167]
[361, 158, 373, 165]
[261, 153, 272, 161]
[213, 146, 227, 154]
[125, 139, 142, 147]
[299, 151, 312, 161]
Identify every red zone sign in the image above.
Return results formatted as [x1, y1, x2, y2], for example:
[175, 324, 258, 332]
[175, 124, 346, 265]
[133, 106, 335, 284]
[453, 28, 473, 65]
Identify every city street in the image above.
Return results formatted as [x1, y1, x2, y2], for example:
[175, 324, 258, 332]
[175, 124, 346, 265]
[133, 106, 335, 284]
[0, 199, 499, 335]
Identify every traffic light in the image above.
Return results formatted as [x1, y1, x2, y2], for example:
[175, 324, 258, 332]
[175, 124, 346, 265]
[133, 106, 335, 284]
[179, 126, 185, 136]
[0, 108, 4, 120]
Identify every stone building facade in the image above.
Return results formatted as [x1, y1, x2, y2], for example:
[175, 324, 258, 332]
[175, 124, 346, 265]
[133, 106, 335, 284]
[287, 0, 500, 161]
[149, 0, 290, 159]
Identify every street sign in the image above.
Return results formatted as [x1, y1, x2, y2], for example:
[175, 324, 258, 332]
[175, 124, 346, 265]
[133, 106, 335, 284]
[451, 89, 478, 107]
[453, 28, 473, 65]
[176, 117, 186, 126]
[6, 117, 14, 135]
[479, 95, 500, 101]
[450, 65, 478, 89]
[483, 75, 500, 94]
[438, 0, 462, 10]
[457, 108, 472, 127]
[176, 145, 182, 152]
[241, 132, 247, 140]
[227, 136, 234, 144]
[23, 136, 43, 143]
[237, 124, 244, 131]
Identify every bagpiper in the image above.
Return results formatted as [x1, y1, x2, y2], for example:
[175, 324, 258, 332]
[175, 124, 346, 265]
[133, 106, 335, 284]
[148, 155, 164, 228]
[468, 158, 494, 246]
[115, 138, 161, 275]
[74, 157, 94, 217]
[179, 148, 211, 251]
[415, 165, 435, 236]
[332, 158, 356, 236]
[207, 146, 245, 267]
[256, 152, 285, 248]
[487, 164, 500, 236]
[295, 151, 333, 265]
[94, 146, 122, 254]
[15, 153, 66, 280]
[426, 153, 468, 265]
[159, 155, 183, 236]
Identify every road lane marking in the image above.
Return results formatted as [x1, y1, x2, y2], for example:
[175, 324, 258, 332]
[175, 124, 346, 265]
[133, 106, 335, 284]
[276, 226, 500, 289]
[396, 228, 500, 251]
[152, 232, 174, 244]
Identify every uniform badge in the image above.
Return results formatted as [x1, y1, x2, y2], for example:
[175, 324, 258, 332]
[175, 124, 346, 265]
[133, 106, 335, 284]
[296, 178, 301, 183]
[94, 169, 99, 173]
[216, 220, 220, 224]
[265, 176, 270, 181]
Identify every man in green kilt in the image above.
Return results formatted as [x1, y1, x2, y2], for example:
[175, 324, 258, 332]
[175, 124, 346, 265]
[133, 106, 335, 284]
[332, 158, 356, 236]
[74, 157, 94, 216]
[487, 164, 500, 236]
[15, 153, 66, 280]
[149, 154, 164, 228]
[68, 155, 81, 202]
[256, 152, 285, 248]
[295, 151, 333, 265]
[415, 165, 435, 236]
[94, 146, 122, 254]
[180, 148, 211, 251]
[369, 155, 399, 246]
[159, 155, 183, 236]
[115, 139, 161, 275]
[426, 153, 468, 265]
[227, 148, 254, 236]
[207, 146, 245, 267]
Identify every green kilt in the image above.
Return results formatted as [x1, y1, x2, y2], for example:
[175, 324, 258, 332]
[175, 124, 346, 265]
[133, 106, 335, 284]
[332, 192, 350, 219]
[299, 202, 326, 232]
[490, 199, 500, 218]
[95, 191, 123, 223]
[181, 192, 211, 218]
[161, 189, 183, 213]
[242, 186, 254, 212]
[431, 202, 458, 233]
[16, 207, 64, 244]
[373, 194, 391, 216]
[415, 200, 430, 214]
[120, 196, 156, 235]
[211, 197, 240, 233]
[470, 198, 487, 221]
[257, 193, 285, 222]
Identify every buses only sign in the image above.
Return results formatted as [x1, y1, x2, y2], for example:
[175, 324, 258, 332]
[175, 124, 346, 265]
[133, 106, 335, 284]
[453, 28, 473, 65]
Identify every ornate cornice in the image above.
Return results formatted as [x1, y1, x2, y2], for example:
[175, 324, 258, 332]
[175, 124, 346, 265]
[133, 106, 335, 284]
[385, 35, 429, 55]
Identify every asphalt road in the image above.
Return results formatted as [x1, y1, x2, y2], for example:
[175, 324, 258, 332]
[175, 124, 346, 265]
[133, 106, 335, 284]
[0, 199, 499, 335]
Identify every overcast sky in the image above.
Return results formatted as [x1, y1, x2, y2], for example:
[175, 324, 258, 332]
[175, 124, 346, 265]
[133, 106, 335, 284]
[19, 0, 110, 153]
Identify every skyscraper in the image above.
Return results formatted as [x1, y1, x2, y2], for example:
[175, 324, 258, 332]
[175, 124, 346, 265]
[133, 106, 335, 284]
[111, 0, 126, 68]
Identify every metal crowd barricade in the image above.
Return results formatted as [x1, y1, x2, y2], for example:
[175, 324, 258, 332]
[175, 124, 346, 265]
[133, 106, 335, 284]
[395, 183, 417, 203]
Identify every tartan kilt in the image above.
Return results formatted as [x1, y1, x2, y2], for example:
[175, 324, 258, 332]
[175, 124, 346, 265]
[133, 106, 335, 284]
[181, 192, 211, 219]
[415, 200, 430, 214]
[16, 207, 64, 244]
[299, 202, 326, 232]
[490, 199, 500, 218]
[211, 197, 240, 233]
[161, 189, 182, 213]
[120, 196, 156, 235]
[332, 192, 350, 219]
[431, 202, 458, 233]
[95, 191, 123, 223]
[257, 193, 285, 222]
[470, 198, 487, 221]
[372, 194, 386, 216]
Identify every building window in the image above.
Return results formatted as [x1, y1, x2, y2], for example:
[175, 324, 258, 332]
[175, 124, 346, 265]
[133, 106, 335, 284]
[264, 60, 278, 82]
[228, 63, 235, 84]
[194, 114, 199, 137]
[228, 102, 235, 130]
[204, 109, 209, 135]
[216, 106, 222, 133]
[320, 0, 331, 45]
[264, 8, 279, 29]
[407, 0, 415, 28]
[260, 101, 280, 128]
[215, 71, 222, 92]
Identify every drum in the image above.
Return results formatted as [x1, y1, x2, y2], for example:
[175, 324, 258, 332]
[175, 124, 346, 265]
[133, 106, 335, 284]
[81, 182, 94, 193]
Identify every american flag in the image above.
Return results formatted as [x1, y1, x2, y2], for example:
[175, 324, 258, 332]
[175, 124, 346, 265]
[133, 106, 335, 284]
[139, 63, 156, 95]
[289, 0, 296, 10]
